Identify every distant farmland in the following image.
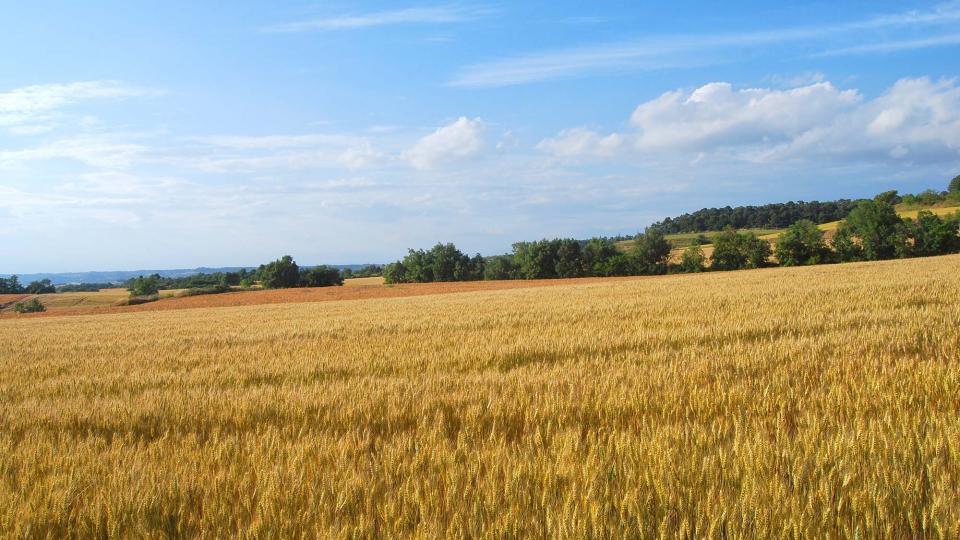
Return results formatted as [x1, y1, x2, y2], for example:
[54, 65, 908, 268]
[2, 254, 959, 537]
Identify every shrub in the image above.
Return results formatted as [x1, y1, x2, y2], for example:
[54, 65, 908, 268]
[679, 244, 705, 273]
[176, 285, 233, 298]
[13, 298, 45, 313]
[119, 294, 160, 306]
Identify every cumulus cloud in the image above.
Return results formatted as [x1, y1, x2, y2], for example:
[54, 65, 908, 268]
[536, 128, 625, 158]
[404, 117, 486, 169]
[538, 77, 960, 165]
[760, 77, 960, 163]
[628, 81, 861, 153]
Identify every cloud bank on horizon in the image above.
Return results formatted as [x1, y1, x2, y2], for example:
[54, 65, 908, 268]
[1, 1, 959, 273]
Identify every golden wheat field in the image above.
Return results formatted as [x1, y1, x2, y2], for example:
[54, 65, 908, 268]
[2, 255, 959, 538]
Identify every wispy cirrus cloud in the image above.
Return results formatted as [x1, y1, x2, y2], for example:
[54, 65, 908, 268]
[264, 5, 490, 33]
[814, 33, 960, 57]
[0, 81, 156, 127]
[448, 3, 960, 87]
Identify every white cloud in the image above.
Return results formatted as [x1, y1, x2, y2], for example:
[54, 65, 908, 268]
[815, 33, 960, 57]
[265, 6, 486, 32]
[536, 128, 625, 158]
[628, 81, 861, 153]
[538, 77, 960, 165]
[0, 135, 149, 169]
[182, 133, 382, 172]
[760, 77, 960, 163]
[0, 81, 153, 127]
[448, 4, 960, 87]
[404, 117, 486, 169]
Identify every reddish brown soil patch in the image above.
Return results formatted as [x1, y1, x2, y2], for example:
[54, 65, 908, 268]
[1, 277, 645, 319]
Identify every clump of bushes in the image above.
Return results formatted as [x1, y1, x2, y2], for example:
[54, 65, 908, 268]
[175, 285, 234, 298]
[114, 294, 159, 306]
[13, 298, 46, 313]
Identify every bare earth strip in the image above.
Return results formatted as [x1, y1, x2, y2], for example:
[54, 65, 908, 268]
[0, 276, 644, 319]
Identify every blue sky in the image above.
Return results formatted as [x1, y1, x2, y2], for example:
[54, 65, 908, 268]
[2, 1, 959, 272]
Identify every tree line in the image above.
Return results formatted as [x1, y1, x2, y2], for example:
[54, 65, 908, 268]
[650, 200, 863, 234]
[124, 256, 346, 297]
[649, 181, 960, 235]
[385, 178, 960, 283]
[0, 276, 56, 295]
[383, 233, 677, 284]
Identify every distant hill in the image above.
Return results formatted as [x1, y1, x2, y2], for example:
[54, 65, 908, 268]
[2, 265, 379, 285]
[649, 199, 864, 234]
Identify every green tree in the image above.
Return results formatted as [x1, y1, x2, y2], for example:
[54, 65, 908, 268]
[555, 239, 583, 278]
[0, 275, 23, 294]
[916, 189, 944, 206]
[775, 220, 829, 266]
[873, 190, 901, 206]
[512, 240, 557, 279]
[744, 234, 772, 268]
[299, 265, 344, 287]
[483, 255, 518, 280]
[831, 225, 863, 262]
[597, 253, 635, 276]
[428, 243, 465, 282]
[258, 255, 300, 289]
[581, 238, 620, 276]
[382, 262, 408, 284]
[710, 228, 747, 270]
[842, 200, 903, 260]
[463, 254, 485, 281]
[128, 275, 160, 296]
[679, 243, 705, 273]
[950, 174, 960, 193]
[710, 228, 771, 270]
[632, 229, 671, 275]
[896, 210, 960, 257]
[26, 279, 56, 294]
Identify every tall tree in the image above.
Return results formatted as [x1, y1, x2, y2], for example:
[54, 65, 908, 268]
[258, 255, 300, 289]
[842, 200, 903, 260]
[775, 220, 829, 266]
[949, 174, 960, 193]
[632, 229, 671, 274]
[680, 243, 706, 273]
[299, 265, 344, 287]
